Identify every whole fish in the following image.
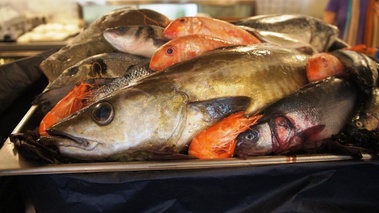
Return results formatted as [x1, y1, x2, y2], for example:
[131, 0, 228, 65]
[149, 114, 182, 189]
[164, 16, 261, 45]
[34, 52, 149, 113]
[232, 14, 339, 52]
[40, 8, 170, 82]
[39, 44, 308, 161]
[235, 77, 358, 157]
[103, 25, 168, 58]
[149, 35, 236, 71]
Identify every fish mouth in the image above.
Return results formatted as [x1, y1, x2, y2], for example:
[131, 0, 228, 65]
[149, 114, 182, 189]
[46, 129, 99, 151]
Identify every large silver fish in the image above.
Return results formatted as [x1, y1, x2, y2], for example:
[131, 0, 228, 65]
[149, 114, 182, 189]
[103, 25, 168, 58]
[233, 14, 339, 52]
[235, 77, 358, 157]
[38, 44, 309, 161]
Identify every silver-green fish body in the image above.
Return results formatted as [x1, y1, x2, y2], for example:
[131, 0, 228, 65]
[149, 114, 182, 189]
[233, 14, 339, 52]
[47, 44, 309, 161]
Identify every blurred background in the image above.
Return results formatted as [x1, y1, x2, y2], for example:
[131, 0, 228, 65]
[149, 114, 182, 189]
[0, 0, 329, 64]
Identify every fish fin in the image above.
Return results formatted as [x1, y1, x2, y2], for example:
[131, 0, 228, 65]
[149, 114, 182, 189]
[32, 85, 75, 114]
[298, 125, 326, 143]
[152, 37, 169, 47]
[188, 96, 251, 121]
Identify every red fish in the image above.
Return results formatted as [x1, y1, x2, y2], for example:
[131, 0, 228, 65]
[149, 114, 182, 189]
[39, 82, 95, 136]
[306, 53, 345, 82]
[346, 44, 377, 57]
[188, 112, 262, 159]
[149, 34, 236, 71]
[164, 16, 261, 45]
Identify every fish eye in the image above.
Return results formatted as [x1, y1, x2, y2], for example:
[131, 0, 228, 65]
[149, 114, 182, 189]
[355, 120, 364, 128]
[165, 46, 175, 56]
[244, 129, 259, 143]
[236, 128, 259, 148]
[179, 18, 186, 23]
[91, 102, 114, 126]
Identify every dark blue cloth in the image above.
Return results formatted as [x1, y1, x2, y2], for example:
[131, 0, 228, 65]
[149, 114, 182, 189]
[15, 161, 379, 213]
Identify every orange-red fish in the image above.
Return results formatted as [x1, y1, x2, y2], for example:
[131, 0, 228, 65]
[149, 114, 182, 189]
[188, 112, 263, 159]
[164, 16, 261, 45]
[346, 44, 377, 57]
[39, 82, 94, 136]
[149, 34, 236, 71]
[306, 53, 345, 82]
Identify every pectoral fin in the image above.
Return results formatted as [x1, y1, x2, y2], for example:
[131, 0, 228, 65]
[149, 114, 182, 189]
[188, 96, 251, 122]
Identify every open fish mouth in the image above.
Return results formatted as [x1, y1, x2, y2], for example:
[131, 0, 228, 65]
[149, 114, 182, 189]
[46, 129, 99, 151]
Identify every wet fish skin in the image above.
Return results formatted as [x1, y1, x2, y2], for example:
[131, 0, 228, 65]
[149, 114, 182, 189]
[34, 53, 149, 113]
[48, 52, 149, 90]
[90, 63, 155, 102]
[235, 77, 358, 157]
[232, 14, 339, 52]
[149, 34, 236, 72]
[103, 25, 168, 58]
[330, 49, 378, 94]
[46, 44, 309, 161]
[164, 16, 261, 45]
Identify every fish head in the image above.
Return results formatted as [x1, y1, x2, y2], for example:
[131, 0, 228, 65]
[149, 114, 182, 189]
[149, 42, 179, 71]
[235, 114, 325, 157]
[46, 84, 188, 161]
[235, 122, 274, 158]
[164, 17, 201, 39]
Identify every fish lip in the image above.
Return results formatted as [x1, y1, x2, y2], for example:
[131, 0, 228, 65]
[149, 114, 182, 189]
[46, 129, 98, 150]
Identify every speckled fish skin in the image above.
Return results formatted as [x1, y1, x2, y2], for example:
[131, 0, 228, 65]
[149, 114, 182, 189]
[48, 52, 150, 90]
[235, 77, 358, 157]
[45, 44, 309, 161]
[232, 14, 339, 52]
[103, 25, 168, 58]
[33, 53, 150, 113]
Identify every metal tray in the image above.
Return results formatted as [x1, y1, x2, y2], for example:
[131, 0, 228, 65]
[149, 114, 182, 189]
[0, 105, 374, 176]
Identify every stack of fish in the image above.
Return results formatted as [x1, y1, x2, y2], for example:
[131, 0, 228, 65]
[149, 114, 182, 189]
[10, 7, 379, 163]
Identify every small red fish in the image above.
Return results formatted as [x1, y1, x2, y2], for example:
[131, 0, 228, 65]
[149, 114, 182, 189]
[188, 112, 262, 159]
[346, 44, 377, 57]
[306, 53, 345, 82]
[164, 16, 261, 45]
[39, 82, 95, 136]
[149, 34, 236, 71]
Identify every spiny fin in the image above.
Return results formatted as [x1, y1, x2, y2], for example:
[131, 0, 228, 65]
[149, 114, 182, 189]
[188, 96, 251, 120]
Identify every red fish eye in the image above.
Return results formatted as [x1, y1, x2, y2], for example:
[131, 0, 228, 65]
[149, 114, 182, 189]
[179, 18, 186, 23]
[165, 46, 176, 56]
